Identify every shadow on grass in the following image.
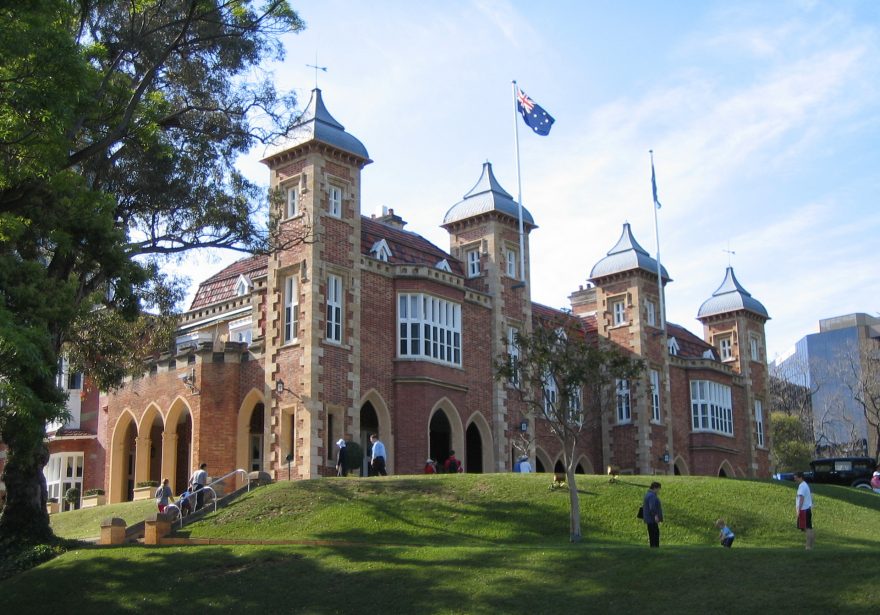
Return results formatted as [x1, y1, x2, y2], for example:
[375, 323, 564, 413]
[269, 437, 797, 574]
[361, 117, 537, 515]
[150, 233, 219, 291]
[4, 542, 880, 614]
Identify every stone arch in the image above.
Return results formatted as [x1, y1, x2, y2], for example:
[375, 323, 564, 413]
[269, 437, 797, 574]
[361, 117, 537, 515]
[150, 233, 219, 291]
[164, 396, 193, 493]
[358, 389, 393, 476]
[534, 447, 552, 473]
[236, 388, 267, 474]
[574, 454, 594, 474]
[428, 397, 464, 470]
[673, 454, 690, 476]
[554, 458, 565, 474]
[464, 411, 493, 473]
[718, 460, 735, 478]
[136, 403, 163, 487]
[108, 409, 138, 503]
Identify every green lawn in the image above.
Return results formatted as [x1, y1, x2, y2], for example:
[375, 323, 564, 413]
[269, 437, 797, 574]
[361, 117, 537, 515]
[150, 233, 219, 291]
[50, 499, 156, 540]
[5, 474, 880, 614]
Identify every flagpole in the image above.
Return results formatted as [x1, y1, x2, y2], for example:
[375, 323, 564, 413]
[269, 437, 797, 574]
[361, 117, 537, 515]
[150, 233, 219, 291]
[512, 80, 526, 285]
[650, 150, 666, 331]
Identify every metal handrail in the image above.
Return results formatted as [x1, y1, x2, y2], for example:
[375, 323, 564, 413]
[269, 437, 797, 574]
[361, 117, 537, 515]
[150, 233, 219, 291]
[165, 468, 250, 528]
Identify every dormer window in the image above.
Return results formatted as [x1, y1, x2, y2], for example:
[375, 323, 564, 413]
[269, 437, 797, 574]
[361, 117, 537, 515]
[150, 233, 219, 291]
[702, 349, 715, 360]
[328, 185, 342, 218]
[668, 337, 680, 356]
[370, 239, 392, 262]
[235, 275, 252, 297]
[286, 185, 299, 218]
[435, 259, 452, 272]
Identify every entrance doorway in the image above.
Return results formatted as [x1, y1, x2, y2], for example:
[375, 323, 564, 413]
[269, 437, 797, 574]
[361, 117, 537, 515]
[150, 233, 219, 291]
[430, 411, 452, 468]
[360, 402, 379, 477]
[465, 423, 483, 473]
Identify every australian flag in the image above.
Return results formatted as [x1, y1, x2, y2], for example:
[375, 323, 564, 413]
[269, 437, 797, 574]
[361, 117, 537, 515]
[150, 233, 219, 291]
[516, 88, 555, 136]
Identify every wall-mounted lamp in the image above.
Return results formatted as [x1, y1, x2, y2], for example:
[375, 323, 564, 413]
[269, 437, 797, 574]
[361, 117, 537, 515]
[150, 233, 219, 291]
[179, 368, 199, 394]
[519, 420, 529, 432]
[661, 449, 670, 464]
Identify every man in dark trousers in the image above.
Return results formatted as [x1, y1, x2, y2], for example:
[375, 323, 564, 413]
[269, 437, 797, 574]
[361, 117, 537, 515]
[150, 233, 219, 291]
[190, 463, 208, 511]
[369, 434, 387, 476]
[642, 481, 663, 548]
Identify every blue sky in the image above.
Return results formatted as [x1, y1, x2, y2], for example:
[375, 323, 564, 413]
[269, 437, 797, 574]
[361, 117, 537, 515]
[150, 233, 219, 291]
[180, 0, 880, 361]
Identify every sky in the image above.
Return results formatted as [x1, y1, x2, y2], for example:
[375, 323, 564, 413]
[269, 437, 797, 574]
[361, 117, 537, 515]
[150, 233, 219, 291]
[178, 0, 880, 362]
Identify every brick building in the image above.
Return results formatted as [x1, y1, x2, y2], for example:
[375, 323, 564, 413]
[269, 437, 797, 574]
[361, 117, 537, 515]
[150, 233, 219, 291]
[95, 89, 771, 502]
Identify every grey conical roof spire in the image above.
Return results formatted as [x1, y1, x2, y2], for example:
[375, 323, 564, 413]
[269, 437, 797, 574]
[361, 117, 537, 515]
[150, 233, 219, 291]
[589, 222, 671, 281]
[697, 266, 769, 320]
[263, 88, 370, 161]
[442, 162, 535, 227]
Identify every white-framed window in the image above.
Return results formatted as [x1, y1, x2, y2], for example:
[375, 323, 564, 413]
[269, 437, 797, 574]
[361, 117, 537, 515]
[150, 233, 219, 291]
[286, 185, 299, 218]
[466, 249, 480, 278]
[44, 452, 84, 511]
[543, 373, 558, 414]
[650, 369, 661, 422]
[229, 317, 253, 345]
[235, 274, 251, 297]
[668, 337, 679, 356]
[328, 185, 342, 218]
[749, 336, 760, 362]
[616, 378, 631, 423]
[646, 300, 656, 327]
[718, 335, 733, 361]
[326, 274, 343, 343]
[567, 386, 583, 423]
[690, 380, 733, 435]
[398, 293, 462, 365]
[435, 259, 452, 272]
[755, 399, 765, 447]
[283, 275, 299, 344]
[507, 326, 520, 385]
[505, 247, 517, 278]
[611, 299, 626, 326]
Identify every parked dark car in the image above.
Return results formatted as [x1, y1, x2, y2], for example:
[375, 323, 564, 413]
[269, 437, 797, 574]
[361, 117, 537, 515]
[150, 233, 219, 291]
[774, 457, 877, 489]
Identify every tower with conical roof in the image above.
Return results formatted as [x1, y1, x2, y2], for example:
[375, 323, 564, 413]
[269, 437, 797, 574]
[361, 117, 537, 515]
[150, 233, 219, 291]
[697, 266, 770, 475]
[573, 222, 672, 475]
[442, 162, 536, 470]
[260, 88, 371, 479]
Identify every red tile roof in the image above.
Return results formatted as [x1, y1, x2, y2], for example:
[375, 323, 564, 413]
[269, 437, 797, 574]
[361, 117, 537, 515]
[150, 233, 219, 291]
[189, 254, 268, 310]
[667, 322, 716, 359]
[361, 216, 462, 274]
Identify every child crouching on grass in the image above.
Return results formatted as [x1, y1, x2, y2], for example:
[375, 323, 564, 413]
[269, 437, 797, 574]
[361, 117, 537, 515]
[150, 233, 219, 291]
[715, 518, 735, 547]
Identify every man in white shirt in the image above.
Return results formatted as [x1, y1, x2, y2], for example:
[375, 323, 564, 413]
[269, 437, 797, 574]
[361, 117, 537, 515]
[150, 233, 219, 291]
[794, 471, 814, 550]
[369, 434, 387, 476]
[190, 463, 208, 510]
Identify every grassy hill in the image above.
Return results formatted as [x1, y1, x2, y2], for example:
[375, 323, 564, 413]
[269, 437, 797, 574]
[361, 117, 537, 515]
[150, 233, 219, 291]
[5, 474, 880, 614]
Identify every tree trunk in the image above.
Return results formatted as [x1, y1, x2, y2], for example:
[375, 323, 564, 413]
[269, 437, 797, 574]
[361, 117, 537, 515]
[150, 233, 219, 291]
[567, 463, 581, 542]
[0, 440, 53, 543]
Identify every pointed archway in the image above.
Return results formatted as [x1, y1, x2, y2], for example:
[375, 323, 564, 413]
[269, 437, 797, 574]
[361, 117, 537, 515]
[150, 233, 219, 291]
[236, 389, 266, 473]
[108, 410, 138, 503]
[718, 460, 735, 477]
[465, 423, 483, 473]
[429, 411, 452, 469]
[164, 397, 192, 494]
[673, 455, 689, 476]
[360, 402, 379, 477]
[535, 447, 552, 473]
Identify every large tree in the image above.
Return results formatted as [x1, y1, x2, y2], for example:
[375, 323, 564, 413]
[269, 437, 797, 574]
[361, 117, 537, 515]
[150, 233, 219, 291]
[0, 0, 304, 543]
[497, 311, 643, 542]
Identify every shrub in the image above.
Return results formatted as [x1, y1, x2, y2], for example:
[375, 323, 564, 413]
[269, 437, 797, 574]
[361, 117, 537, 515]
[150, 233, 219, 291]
[64, 487, 80, 504]
[136, 481, 159, 488]
[83, 489, 105, 497]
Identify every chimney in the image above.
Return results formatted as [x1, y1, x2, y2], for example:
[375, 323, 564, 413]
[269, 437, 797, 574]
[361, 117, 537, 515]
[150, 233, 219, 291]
[375, 206, 407, 229]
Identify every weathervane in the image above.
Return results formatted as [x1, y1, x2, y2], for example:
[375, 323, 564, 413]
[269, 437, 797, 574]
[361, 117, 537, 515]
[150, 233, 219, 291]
[722, 242, 736, 266]
[306, 52, 327, 89]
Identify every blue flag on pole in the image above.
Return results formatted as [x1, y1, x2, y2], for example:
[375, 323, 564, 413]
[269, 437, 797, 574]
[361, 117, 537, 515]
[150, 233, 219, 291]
[651, 159, 662, 209]
[516, 88, 555, 136]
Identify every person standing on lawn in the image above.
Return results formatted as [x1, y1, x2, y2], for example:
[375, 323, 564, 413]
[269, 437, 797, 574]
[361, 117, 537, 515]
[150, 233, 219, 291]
[369, 434, 387, 476]
[643, 481, 663, 548]
[794, 471, 815, 550]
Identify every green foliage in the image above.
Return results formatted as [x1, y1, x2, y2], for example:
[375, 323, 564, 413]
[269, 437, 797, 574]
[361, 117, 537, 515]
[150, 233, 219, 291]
[63, 488, 79, 505]
[0, 0, 305, 542]
[82, 489, 104, 497]
[0, 537, 73, 583]
[770, 411, 814, 471]
[135, 481, 159, 489]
